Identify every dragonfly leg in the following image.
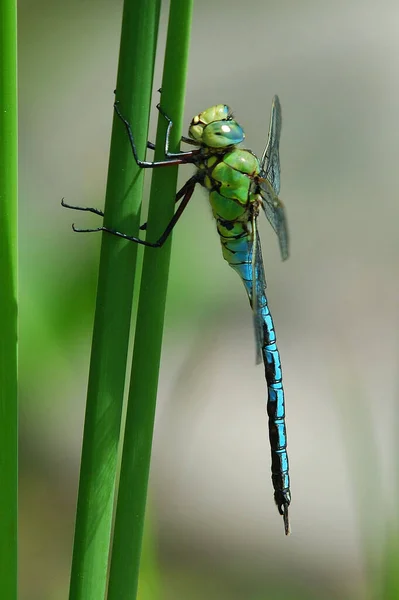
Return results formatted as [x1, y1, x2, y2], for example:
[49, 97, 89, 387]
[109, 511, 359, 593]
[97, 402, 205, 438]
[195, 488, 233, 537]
[155, 104, 201, 154]
[147, 138, 198, 152]
[138, 173, 196, 232]
[114, 101, 199, 168]
[155, 103, 175, 157]
[72, 175, 198, 248]
[61, 198, 104, 217]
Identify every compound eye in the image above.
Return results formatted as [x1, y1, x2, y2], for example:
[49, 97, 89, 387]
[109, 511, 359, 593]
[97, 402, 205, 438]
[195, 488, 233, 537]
[202, 121, 244, 147]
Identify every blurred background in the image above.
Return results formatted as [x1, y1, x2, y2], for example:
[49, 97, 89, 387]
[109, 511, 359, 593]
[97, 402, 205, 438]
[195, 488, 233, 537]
[18, 0, 399, 598]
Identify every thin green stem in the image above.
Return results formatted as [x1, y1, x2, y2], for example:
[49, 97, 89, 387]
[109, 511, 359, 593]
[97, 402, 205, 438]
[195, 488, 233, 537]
[0, 0, 18, 598]
[138, 509, 162, 600]
[107, 1, 194, 598]
[68, 2, 161, 599]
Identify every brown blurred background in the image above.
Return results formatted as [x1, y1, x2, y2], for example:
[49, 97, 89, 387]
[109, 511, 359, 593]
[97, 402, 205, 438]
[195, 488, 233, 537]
[18, 0, 399, 598]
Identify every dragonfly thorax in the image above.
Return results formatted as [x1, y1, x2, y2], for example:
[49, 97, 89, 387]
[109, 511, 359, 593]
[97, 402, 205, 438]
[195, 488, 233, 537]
[189, 104, 245, 149]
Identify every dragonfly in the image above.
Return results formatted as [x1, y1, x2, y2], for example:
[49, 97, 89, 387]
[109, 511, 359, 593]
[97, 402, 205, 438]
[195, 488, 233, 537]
[62, 96, 291, 534]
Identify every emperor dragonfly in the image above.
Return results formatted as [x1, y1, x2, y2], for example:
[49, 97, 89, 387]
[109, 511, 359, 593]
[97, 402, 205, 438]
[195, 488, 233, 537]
[63, 96, 291, 534]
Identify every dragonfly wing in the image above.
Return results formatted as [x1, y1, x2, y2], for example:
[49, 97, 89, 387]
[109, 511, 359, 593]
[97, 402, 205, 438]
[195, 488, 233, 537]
[260, 95, 282, 195]
[251, 214, 268, 365]
[259, 179, 289, 261]
[258, 95, 288, 260]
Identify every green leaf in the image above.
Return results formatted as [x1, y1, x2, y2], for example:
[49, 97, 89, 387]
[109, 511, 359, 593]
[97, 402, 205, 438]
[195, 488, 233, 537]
[0, 0, 18, 597]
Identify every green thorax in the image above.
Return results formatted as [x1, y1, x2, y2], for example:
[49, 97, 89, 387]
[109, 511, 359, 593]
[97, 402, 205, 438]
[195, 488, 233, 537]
[197, 148, 260, 227]
[188, 104, 260, 242]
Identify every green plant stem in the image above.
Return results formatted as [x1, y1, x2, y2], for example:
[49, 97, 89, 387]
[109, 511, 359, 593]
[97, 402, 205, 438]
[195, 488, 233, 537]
[107, 1, 194, 598]
[68, 2, 161, 599]
[0, 0, 18, 598]
[137, 508, 162, 600]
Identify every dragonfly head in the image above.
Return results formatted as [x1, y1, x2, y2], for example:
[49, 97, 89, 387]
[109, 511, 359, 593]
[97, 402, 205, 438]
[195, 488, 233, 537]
[188, 105, 245, 148]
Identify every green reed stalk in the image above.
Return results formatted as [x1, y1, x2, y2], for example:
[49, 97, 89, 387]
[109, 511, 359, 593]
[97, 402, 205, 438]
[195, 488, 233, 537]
[68, 2, 161, 599]
[107, 1, 194, 598]
[0, 0, 18, 597]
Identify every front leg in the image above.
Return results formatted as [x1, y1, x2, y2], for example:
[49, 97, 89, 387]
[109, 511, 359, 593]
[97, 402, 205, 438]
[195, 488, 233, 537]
[114, 102, 200, 169]
[155, 104, 201, 155]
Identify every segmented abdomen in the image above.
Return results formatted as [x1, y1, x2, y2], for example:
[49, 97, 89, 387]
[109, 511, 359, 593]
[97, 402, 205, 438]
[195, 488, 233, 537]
[219, 232, 291, 515]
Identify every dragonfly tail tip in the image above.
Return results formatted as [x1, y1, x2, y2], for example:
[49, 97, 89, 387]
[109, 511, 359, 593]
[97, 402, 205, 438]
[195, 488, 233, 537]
[283, 504, 290, 535]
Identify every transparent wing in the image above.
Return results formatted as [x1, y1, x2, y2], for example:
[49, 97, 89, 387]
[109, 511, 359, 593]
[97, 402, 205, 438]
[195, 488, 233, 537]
[259, 177, 289, 261]
[251, 214, 268, 365]
[260, 95, 282, 195]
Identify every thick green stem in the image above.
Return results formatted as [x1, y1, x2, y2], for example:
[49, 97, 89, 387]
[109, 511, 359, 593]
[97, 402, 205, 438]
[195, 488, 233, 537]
[0, 0, 18, 597]
[107, 1, 194, 598]
[68, 2, 161, 599]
